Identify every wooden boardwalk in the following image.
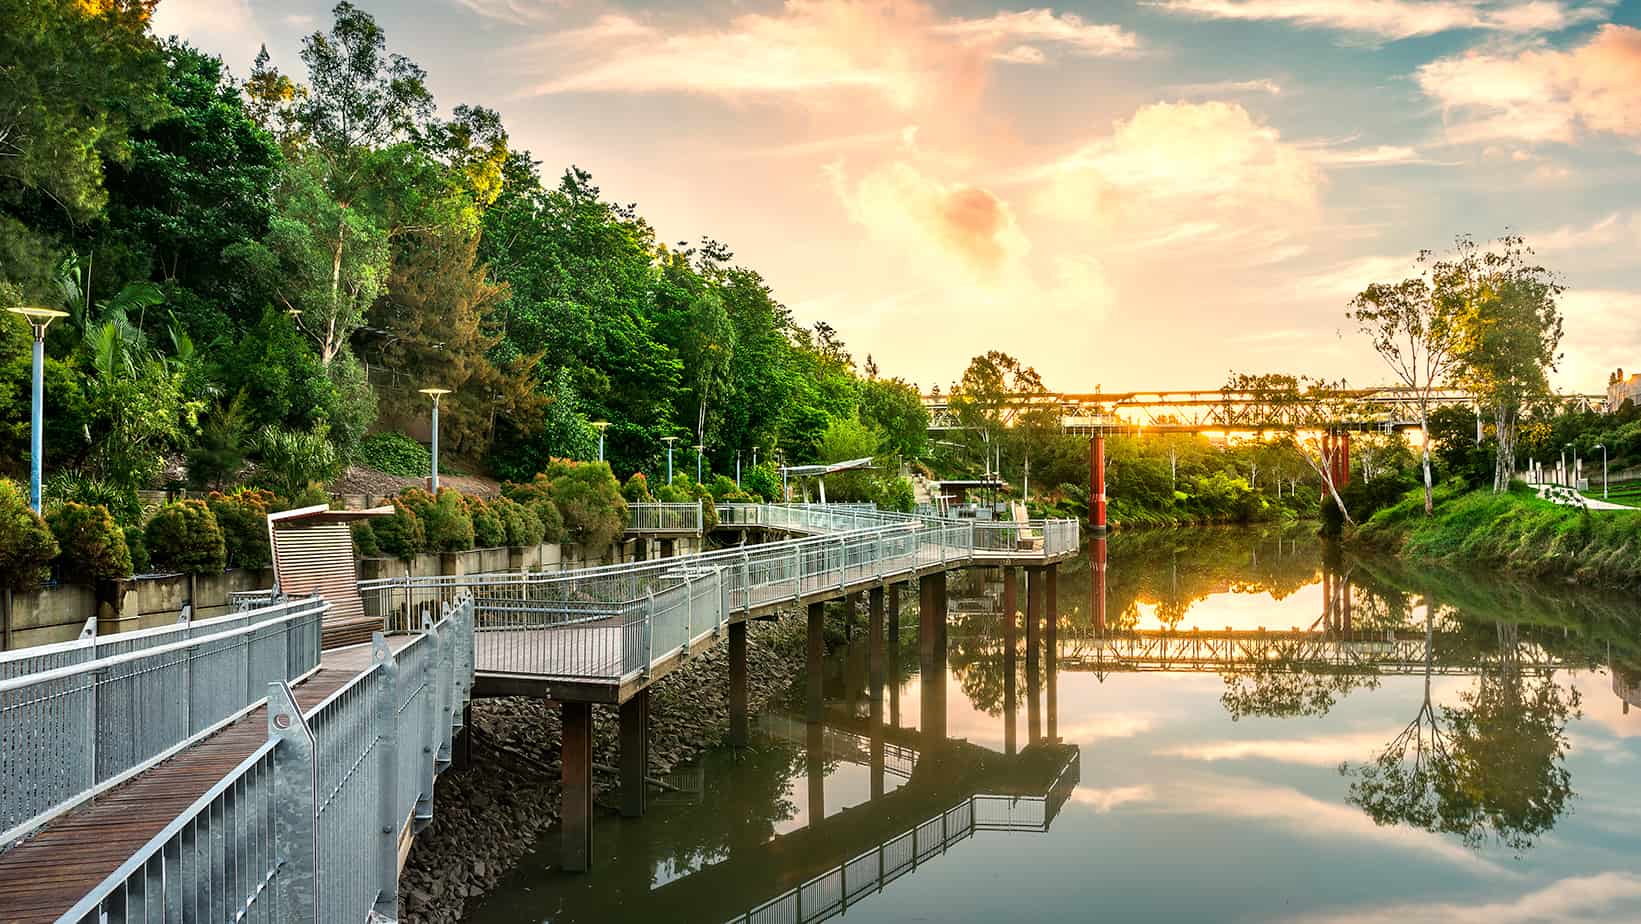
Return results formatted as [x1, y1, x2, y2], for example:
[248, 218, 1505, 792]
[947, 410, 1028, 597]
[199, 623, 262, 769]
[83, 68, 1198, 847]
[0, 640, 407, 924]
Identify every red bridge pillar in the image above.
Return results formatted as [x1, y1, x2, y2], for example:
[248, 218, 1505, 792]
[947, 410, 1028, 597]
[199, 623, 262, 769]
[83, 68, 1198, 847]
[1089, 432, 1107, 532]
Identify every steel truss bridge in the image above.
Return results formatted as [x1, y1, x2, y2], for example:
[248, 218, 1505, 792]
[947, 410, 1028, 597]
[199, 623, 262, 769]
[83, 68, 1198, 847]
[924, 388, 1605, 434]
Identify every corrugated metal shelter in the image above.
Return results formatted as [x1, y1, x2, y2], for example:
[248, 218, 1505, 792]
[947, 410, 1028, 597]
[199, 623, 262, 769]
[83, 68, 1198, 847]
[267, 504, 393, 649]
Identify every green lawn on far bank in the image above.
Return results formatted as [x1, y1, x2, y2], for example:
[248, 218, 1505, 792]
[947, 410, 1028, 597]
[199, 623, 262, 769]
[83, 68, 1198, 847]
[1580, 483, 1641, 508]
[1354, 479, 1641, 589]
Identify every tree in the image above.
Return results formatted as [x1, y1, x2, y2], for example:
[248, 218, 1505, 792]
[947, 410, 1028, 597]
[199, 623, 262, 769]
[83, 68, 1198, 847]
[0, 478, 59, 590]
[951, 352, 1043, 478]
[145, 499, 226, 575]
[1225, 372, 1359, 525]
[47, 501, 132, 582]
[1350, 260, 1460, 515]
[1443, 235, 1564, 493]
[859, 376, 928, 460]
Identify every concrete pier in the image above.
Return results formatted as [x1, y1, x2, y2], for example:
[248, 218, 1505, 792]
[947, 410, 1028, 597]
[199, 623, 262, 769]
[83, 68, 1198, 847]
[620, 689, 650, 818]
[561, 701, 594, 871]
[729, 620, 748, 746]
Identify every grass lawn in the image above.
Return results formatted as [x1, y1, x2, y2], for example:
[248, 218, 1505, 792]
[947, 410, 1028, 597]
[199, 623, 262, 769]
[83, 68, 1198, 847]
[1580, 482, 1641, 508]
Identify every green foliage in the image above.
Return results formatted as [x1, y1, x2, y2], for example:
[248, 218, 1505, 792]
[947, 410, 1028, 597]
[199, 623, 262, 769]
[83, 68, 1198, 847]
[541, 461, 627, 551]
[48, 502, 133, 583]
[207, 488, 275, 569]
[351, 520, 381, 558]
[872, 476, 916, 513]
[357, 432, 429, 477]
[621, 471, 655, 503]
[397, 487, 473, 553]
[144, 499, 226, 575]
[655, 472, 717, 530]
[253, 425, 342, 498]
[503, 475, 566, 544]
[492, 495, 545, 547]
[1, 478, 60, 590]
[742, 463, 780, 502]
[462, 494, 506, 548]
[708, 474, 739, 500]
[43, 470, 140, 526]
[187, 393, 251, 490]
[858, 377, 928, 460]
[372, 500, 425, 561]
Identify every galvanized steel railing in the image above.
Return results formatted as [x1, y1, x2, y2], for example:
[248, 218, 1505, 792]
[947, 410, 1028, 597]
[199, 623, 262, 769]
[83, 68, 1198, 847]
[358, 505, 1075, 684]
[0, 596, 328, 850]
[56, 596, 475, 924]
[730, 750, 1081, 924]
[626, 501, 704, 533]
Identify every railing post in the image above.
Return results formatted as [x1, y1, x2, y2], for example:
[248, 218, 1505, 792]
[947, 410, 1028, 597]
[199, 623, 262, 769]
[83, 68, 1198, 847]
[438, 603, 456, 764]
[718, 566, 728, 636]
[643, 590, 655, 677]
[418, 611, 436, 824]
[684, 572, 694, 653]
[268, 680, 318, 924]
[371, 633, 400, 918]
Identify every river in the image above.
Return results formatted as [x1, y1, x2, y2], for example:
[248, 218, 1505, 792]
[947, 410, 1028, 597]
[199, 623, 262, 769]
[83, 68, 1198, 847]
[466, 526, 1641, 923]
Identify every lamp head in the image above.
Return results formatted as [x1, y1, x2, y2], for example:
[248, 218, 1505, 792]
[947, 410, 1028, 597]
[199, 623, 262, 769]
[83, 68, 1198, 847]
[661, 436, 678, 445]
[592, 420, 610, 432]
[419, 387, 452, 401]
[7, 306, 68, 330]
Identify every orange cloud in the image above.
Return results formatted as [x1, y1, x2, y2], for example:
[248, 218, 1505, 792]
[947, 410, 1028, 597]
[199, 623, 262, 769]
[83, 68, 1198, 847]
[524, 2, 1131, 107]
[1417, 24, 1641, 143]
[1148, 0, 1612, 40]
[830, 161, 1030, 278]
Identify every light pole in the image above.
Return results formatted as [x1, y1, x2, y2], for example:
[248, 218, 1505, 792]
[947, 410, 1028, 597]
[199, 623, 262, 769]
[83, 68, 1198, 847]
[661, 436, 678, 484]
[694, 443, 705, 484]
[1595, 443, 1608, 498]
[7, 307, 68, 512]
[752, 446, 759, 471]
[736, 449, 742, 488]
[593, 421, 610, 463]
[1565, 442, 1576, 488]
[419, 388, 451, 491]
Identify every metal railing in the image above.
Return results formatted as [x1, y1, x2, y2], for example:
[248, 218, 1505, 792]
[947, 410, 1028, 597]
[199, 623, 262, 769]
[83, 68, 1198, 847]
[0, 596, 328, 850]
[356, 505, 1075, 684]
[57, 596, 475, 924]
[627, 502, 704, 534]
[729, 751, 1080, 924]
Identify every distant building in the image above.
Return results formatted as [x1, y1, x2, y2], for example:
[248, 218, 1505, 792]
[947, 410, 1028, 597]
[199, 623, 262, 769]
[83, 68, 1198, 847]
[1607, 369, 1641, 412]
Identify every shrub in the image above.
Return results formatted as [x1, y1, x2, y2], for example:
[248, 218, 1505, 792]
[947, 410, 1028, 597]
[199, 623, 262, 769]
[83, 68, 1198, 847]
[373, 501, 425, 561]
[48, 503, 133, 583]
[708, 474, 739, 501]
[126, 528, 150, 574]
[504, 475, 566, 543]
[145, 499, 227, 575]
[544, 461, 628, 550]
[253, 425, 342, 498]
[873, 476, 916, 513]
[351, 520, 381, 557]
[207, 489, 276, 569]
[1, 478, 59, 591]
[743, 464, 781, 502]
[655, 473, 717, 529]
[621, 471, 654, 503]
[357, 432, 429, 477]
[44, 470, 141, 527]
[463, 495, 507, 548]
[493, 496, 545, 547]
[399, 487, 473, 553]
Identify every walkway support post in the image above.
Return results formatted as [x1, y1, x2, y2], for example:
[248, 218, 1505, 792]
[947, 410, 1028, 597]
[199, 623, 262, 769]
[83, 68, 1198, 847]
[807, 601, 825, 722]
[1089, 432, 1107, 533]
[1026, 567, 1042, 745]
[887, 582, 901, 641]
[268, 681, 318, 923]
[561, 701, 594, 871]
[1002, 567, 1018, 756]
[868, 586, 885, 702]
[371, 635, 400, 919]
[1046, 565, 1058, 743]
[919, 572, 947, 742]
[620, 689, 650, 818]
[729, 620, 748, 747]
[1093, 538, 1108, 634]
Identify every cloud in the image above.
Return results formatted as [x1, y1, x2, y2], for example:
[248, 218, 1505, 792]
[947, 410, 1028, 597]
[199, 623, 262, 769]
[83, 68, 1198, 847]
[149, 0, 262, 70]
[935, 8, 1139, 60]
[1309, 144, 1432, 166]
[1146, 0, 1613, 41]
[1173, 77, 1285, 95]
[1417, 24, 1641, 144]
[524, 1, 1131, 107]
[1069, 784, 1155, 812]
[1032, 101, 1324, 236]
[455, 0, 565, 24]
[1532, 211, 1641, 253]
[1157, 730, 1402, 766]
[1296, 253, 1419, 297]
[830, 161, 1030, 279]
[1275, 872, 1641, 924]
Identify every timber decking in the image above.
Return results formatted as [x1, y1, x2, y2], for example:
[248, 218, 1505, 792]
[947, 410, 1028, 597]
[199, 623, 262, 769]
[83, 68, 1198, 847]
[0, 640, 408, 924]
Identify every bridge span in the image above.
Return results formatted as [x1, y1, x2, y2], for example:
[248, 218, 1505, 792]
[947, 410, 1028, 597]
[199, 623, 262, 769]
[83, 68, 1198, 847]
[0, 503, 1077, 921]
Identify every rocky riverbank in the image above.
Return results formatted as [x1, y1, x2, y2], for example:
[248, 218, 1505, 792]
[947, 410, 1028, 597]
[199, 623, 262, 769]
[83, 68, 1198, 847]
[398, 613, 810, 924]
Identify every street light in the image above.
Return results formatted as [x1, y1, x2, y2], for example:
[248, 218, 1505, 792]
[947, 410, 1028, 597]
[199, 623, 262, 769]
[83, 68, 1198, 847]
[592, 421, 610, 463]
[1595, 443, 1608, 498]
[419, 388, 451, 491]
[736, 449, 742, 488]
[7, 307, 68, 512]
[694, 443, 705, 484]
[1565, 442, 1576, 489]
[661, 436, 679, 484]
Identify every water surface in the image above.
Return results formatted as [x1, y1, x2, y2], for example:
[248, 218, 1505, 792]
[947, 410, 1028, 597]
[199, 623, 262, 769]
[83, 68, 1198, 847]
[470, 527, 1641, 923]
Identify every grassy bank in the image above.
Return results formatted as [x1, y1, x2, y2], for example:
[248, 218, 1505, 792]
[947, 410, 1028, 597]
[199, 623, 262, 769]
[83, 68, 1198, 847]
[1354, 480, 1641, 588]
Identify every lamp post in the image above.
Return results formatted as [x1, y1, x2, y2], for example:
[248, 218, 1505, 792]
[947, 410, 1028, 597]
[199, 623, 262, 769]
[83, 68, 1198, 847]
[736, 449, 742, 488]
[661, 436, 678, 484]
[1565, 442, 1576, 489]
[593, 421, 610, 463]
[419, 388, 451, 491]
[694, 443, 705, 484]
[7, 307, 68, 512]
[1595, 443, 1608, 498]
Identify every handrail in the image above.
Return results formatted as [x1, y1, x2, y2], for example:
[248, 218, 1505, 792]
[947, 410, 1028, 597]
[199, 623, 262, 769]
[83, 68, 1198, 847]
[57, 596, 476, 924]
[0, 596, 328, 851]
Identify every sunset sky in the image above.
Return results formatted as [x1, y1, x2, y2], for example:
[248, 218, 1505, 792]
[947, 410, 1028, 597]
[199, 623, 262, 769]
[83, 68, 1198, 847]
[153, 0, 1641, 395]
